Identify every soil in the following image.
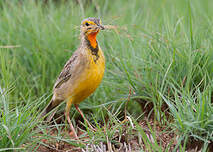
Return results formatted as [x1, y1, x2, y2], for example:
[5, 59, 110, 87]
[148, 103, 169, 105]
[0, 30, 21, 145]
[34, 101, 212, 152]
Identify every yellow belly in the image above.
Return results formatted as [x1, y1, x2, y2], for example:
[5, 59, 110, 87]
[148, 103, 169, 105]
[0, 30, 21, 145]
[71, 49, 105, 104]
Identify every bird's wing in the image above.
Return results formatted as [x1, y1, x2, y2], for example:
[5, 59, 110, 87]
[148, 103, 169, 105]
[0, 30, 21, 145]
[54, 51, 79, 89]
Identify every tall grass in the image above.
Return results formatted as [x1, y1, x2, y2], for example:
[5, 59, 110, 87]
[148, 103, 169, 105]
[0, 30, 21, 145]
[0, 0, 213, 151]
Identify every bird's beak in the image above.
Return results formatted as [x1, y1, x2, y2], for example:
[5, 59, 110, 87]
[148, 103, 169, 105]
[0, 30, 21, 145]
[98, 24, 105, 30]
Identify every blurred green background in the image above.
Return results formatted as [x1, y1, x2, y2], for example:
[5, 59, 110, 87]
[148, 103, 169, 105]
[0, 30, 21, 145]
[0, 0, 213, 151]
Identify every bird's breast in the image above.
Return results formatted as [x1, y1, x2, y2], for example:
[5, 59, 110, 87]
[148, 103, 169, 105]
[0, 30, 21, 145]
[72, 48, 105, 103]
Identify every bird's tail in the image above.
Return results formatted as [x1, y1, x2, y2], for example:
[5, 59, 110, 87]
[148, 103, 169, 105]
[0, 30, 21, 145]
[45, 99, 54, 114]
[40, 98, 61, 122]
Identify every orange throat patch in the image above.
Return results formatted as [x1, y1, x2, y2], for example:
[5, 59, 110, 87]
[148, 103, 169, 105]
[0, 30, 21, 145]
[87, 32, 98, 48]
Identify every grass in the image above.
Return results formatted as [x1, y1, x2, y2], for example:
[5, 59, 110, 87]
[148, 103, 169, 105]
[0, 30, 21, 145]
[0, 0, 213, 151]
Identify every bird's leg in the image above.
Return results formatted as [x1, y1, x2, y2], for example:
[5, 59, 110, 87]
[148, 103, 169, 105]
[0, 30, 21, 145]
[65, 101, 78, 139]
[74, 104, 95, 131]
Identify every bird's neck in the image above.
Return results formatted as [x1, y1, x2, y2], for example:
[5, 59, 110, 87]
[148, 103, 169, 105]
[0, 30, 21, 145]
[87, 32, 98, 48]
[81, 32, 99, 55]
[80, 32, 100, 63]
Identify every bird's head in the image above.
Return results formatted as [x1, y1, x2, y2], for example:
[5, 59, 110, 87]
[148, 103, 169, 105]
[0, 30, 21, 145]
[81, 17, 104, 35]
[80, 17, 104, 48]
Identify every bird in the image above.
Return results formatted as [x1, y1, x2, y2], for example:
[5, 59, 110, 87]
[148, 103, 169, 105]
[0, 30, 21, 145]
[43, 17, 105, 139]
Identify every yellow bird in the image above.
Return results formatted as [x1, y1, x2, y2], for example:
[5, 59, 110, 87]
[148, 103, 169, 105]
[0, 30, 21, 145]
[44, 17, 105, 139]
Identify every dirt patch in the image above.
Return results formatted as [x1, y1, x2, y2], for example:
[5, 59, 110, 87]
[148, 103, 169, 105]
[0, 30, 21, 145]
[35, 116, 178, 151]
[137, 117, 178, 151]
[34, 101, 212, 151]
[36, 141, 82, 152]
[35, 122, 141, 152]
[136, 98, 213, 151]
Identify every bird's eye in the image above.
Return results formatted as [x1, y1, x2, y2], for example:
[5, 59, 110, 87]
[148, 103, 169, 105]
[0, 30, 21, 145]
[85, 22, 89, 26]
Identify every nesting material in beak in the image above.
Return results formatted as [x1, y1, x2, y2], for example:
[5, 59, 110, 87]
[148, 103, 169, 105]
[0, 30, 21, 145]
[99, 25, 105, 30]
